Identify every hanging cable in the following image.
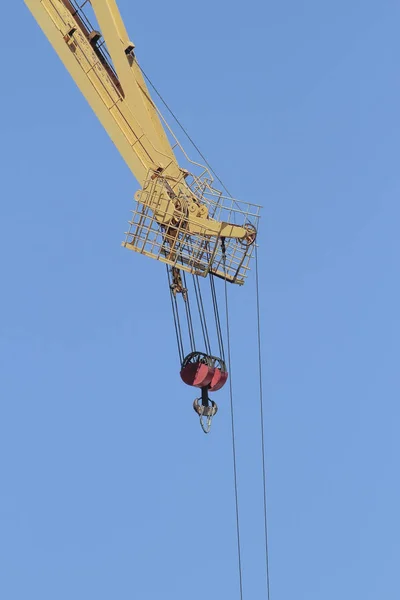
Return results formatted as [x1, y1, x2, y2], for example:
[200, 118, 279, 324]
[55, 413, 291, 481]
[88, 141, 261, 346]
[210, 273, 225, 361]
[222, 247, 244, 600]
[166, 267, 184, 363]
[255, 245, 271, 600]
[192, 274, 212, 357]
[181, 270, 196, 353]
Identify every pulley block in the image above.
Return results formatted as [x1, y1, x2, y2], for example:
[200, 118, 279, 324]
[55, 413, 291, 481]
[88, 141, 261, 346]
[180, 351, 228, 392]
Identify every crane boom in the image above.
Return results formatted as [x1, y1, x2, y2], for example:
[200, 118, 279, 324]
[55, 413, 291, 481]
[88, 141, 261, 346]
[25, 0, 260, 284]
[25, 0, 179, 185]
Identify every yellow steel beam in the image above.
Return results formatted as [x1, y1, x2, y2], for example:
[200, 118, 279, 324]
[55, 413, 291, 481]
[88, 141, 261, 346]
[90, 0, 180, 178]
[24, 0, 179, 185]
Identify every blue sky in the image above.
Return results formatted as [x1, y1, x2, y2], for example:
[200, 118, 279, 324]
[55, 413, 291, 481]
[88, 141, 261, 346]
[1, 1, 400, 598]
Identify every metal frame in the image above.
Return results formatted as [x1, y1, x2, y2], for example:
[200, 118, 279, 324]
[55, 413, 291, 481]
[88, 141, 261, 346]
[123, 168, 260, 284]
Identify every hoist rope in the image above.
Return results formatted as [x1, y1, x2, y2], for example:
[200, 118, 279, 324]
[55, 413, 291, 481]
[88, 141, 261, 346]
[255, 245, 272, 600]
[181, 271, 196, 353]
[166, 267, 184, 363]
[223, 255, 244, 600]
[210, 273, 225, 361]
[192, 275, 212, 357]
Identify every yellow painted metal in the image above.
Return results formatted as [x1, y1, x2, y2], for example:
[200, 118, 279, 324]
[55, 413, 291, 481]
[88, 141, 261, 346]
[89, 0, 179, 179]
[24, 0, 173, 185]
[24, 0, 259, 282]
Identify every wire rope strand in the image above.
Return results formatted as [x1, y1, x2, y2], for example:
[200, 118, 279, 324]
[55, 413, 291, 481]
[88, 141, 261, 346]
[192, 275, 208, 351]
[166, 267, 184, 362]
[210, 273, 225, 361]
[181, 271, 196, 352]
[223, 257, 244, 600]
[255, 244, 271, 600]
[193, 275, 212, 356]
[184, 297, 196, 353]
[171, 295, 184, 362]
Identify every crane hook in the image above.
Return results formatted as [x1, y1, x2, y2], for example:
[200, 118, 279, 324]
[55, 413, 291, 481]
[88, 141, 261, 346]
[193, 387, 218, 434]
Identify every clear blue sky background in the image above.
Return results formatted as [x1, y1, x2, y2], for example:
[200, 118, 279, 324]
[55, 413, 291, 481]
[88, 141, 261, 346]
[1, 1, 399, 598]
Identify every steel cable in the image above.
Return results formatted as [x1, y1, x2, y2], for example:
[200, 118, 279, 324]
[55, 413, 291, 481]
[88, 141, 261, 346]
[223, 255, 244, 600]
[192, 275, 212, 357]
[210, 273, 225, 361]
[255, 244, 271, 600]
[166, 267, 184, 362]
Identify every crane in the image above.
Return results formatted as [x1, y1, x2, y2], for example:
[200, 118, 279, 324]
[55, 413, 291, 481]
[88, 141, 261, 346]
[25, 0, 261, 432]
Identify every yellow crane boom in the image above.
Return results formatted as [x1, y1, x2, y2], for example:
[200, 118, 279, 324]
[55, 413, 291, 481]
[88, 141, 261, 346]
[25, 0, 179, 184]
[25, 0, 260, 283]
